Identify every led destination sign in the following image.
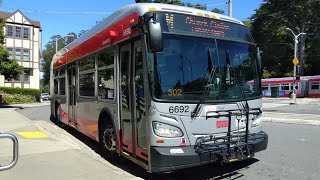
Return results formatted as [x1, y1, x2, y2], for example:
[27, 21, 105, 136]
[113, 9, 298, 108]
[162, 13, 253, 42]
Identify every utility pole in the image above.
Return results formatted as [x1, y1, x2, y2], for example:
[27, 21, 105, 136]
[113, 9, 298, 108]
[297, 22, 307, 76]
[285, 28, 306, 105]
[228, 0, 232, 17]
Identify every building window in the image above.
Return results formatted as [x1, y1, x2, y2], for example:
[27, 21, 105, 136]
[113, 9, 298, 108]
[23, 49, 29, 61]
[7, 48, 13, 60]
[15, 48, 21, 60]
[15, 26, 21, 38]
[6, 25, 13, 37]
[23, 27, 30, 39]
[23, 69, 32, 82]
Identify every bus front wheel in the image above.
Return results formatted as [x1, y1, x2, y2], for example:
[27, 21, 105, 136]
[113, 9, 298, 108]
[100, 120, 119, 162]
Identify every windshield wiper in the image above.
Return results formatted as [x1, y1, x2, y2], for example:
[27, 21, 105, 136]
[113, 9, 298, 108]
[191, 48, 217, 118]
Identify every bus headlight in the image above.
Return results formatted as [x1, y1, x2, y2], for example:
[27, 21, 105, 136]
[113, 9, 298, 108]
[152, 122, 183, 138]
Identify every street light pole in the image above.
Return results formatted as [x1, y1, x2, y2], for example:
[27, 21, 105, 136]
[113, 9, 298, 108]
[285, 28, 306, 104]
[228, 0, 232, 17]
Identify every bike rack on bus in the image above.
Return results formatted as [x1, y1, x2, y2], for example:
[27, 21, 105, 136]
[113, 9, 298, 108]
[0, 133, 19, 171]
[194, 108, 263, 163]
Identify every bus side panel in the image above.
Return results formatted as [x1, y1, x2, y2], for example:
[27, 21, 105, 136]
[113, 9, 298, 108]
[59, 96, 68, 125]
[309, 79, 320, 97]
[76, 97, 99, 141]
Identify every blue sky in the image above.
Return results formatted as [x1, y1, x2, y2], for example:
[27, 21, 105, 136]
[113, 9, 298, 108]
[1, 0, 263, 50]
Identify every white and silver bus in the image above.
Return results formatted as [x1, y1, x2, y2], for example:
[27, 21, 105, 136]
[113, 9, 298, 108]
[50, 3, 268, 173]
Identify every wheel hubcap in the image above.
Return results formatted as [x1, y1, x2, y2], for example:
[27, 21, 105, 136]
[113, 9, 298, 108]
[103, 125, 116, 152]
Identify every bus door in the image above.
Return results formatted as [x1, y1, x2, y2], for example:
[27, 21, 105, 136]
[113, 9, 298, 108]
[120, 40, 148, 161]
[67, 63, 77, 127]
[120, 43, 133, 153]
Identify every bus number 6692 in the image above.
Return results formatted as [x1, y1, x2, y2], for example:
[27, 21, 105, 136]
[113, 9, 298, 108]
[169, 106, 189, 113]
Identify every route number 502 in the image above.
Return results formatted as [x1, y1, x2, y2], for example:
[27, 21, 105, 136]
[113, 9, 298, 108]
[169, 106, 189, 113]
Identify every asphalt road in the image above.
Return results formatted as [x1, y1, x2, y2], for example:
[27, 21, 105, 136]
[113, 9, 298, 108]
[262, 99, 320, 115]
[17, 105, 320, 180]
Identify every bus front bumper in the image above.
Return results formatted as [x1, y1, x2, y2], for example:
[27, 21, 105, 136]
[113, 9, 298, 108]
[150, 131, 268, 173]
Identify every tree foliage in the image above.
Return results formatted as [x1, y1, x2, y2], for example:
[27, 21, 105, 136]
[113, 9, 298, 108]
[0, 46, 24, 80]
[211, 8, 225, 15]
[251, 0, 320, 77]
[41, 33, 77, 85]
[0, 19, 24, 80]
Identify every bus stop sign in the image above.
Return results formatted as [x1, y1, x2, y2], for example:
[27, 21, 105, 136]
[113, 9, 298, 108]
[293, 57, 299, 66]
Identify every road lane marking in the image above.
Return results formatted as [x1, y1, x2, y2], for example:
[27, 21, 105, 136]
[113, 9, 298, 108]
[263, 112, 320, 116]
[262, 103, 287, 108]
[16, 131, 48, 138]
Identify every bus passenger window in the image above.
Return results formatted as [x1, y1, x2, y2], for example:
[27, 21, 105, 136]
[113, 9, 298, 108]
[54, 79, 58, 94]
[98, 68, 114, 99]
[60, 78, 66, 95]
[311, 82, 320, 90]
[79, 73, 95, 97]
[98, 49, 114, 67]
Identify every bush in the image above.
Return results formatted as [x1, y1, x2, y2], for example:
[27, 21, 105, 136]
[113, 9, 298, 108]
[1, 93, 36, 104]
[0, 87, 41, 102]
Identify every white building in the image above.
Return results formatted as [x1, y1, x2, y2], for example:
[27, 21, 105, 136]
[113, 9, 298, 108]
[0, 10, 42, 89]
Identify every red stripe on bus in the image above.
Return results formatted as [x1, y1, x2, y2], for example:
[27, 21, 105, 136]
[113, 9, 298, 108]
[308, 94, 320, 98]
[262, 80, 301, 84]
[54, 12, 140, 69]
[136, 147, 148, 161]
[309, 78, 320, 82]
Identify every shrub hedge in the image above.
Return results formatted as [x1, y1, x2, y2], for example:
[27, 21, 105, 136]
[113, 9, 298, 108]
[0, 87, 41, 102]
[1, 93, 36, 104]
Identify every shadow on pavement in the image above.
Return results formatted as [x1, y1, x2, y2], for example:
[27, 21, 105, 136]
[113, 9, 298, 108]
[0, 103, 23, 109]
[58, 123, 259, 180]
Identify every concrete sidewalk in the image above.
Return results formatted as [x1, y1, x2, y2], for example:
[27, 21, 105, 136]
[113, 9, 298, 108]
[262, 112, 320, 126]
[262, 97, 320, 126]
[262, 97, 320, 105]
[0, 108, 141, 180]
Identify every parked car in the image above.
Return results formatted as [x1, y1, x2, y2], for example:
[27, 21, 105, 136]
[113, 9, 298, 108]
[40, 93, 50, 101]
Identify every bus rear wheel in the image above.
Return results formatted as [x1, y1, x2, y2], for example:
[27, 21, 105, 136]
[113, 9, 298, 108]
[100, 121, 119, 162]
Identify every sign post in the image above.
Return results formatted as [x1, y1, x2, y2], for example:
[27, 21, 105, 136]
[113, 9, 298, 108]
[285, 28, 306, 105]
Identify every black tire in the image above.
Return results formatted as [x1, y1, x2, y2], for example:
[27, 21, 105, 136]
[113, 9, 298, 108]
[99, 120, 120, 162]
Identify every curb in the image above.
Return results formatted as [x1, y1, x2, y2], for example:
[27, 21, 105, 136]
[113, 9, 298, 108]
[261, 117, 320, 126]
[0, 103, 50, 109]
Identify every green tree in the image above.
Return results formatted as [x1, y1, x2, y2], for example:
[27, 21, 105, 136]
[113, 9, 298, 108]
[0, 46, 24, 80]
[41, 33, 77, 85]
[211, 8, 225, 15]
[250, 0, 320, 77]
[0, 18, 24, 80]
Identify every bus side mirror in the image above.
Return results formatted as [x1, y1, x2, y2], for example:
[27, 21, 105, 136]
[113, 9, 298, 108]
[147, 19, 163, 52]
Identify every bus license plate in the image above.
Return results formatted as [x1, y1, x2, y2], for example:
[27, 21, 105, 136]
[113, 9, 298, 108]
[216, 120, 228, 128]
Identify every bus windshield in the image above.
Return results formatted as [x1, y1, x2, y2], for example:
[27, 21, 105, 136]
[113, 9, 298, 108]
[149, 34, 261, 101]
